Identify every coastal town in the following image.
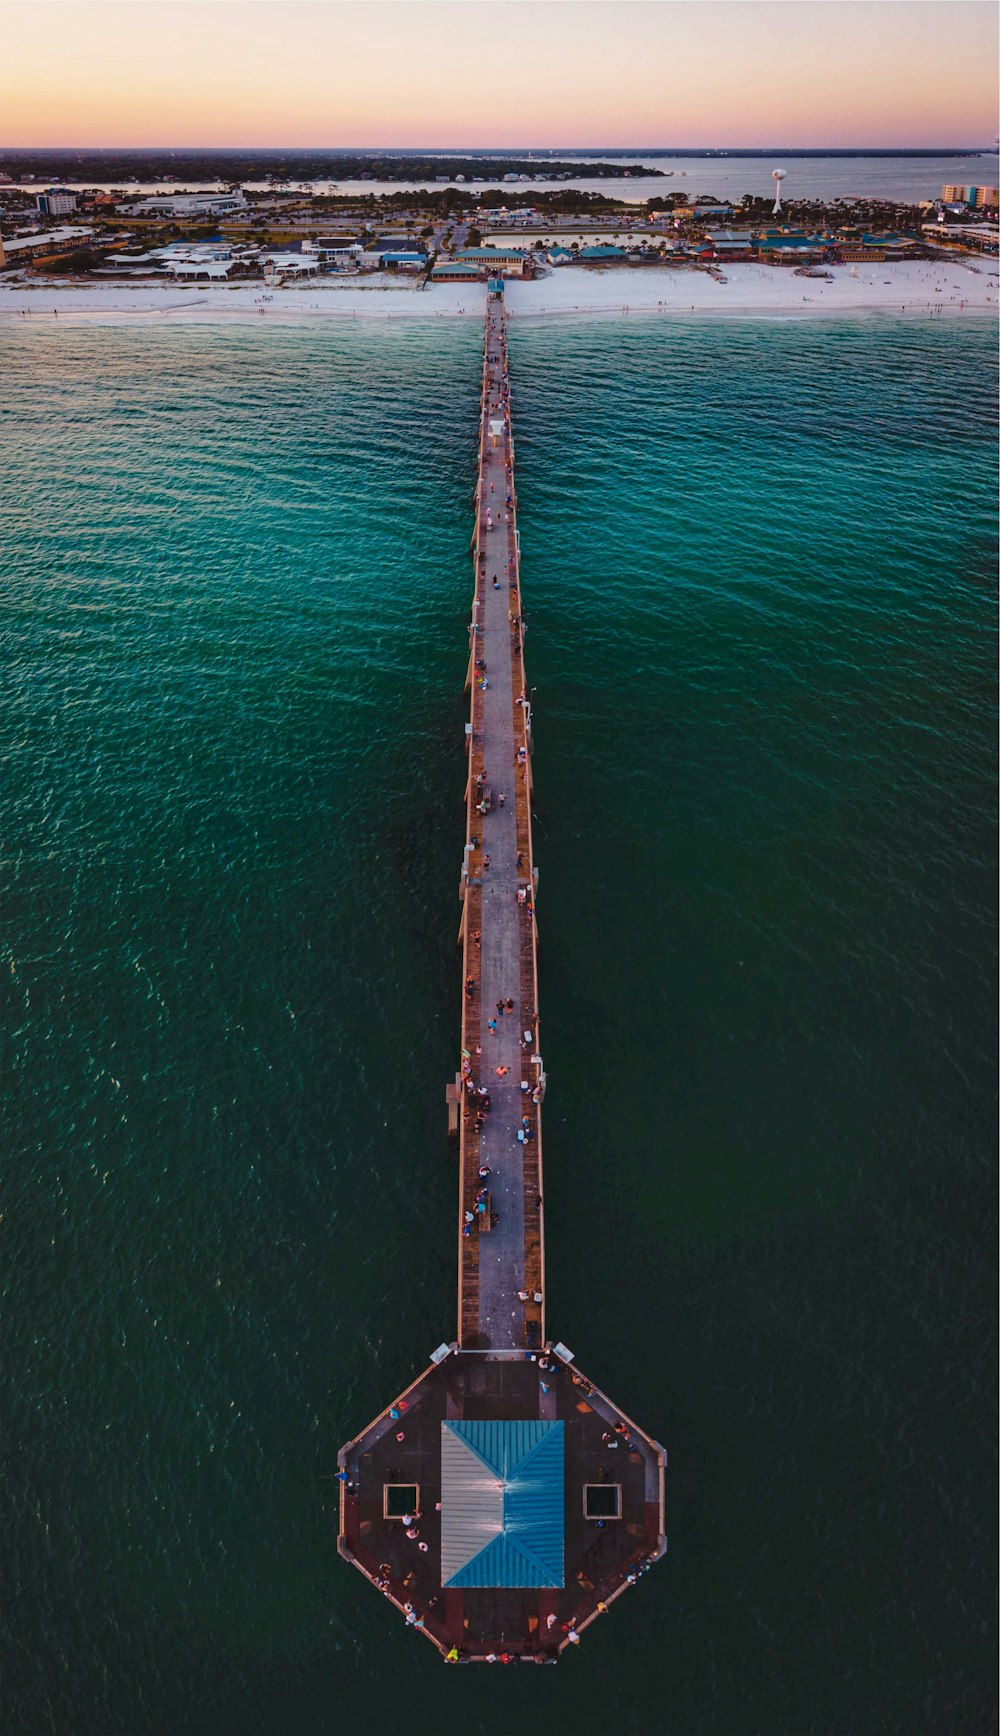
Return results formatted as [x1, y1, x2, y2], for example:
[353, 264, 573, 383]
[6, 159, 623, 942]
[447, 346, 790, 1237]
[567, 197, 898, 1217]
[1, 165, 997, 292]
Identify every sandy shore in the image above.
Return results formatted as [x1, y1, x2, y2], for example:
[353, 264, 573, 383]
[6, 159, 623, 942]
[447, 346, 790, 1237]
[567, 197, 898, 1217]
[0, 261, 996, 324]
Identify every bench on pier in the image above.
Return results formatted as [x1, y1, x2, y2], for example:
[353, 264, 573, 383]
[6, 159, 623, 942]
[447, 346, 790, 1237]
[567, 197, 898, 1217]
[476, 1191, 492, 1232]
[445, 1075, 463, 1136]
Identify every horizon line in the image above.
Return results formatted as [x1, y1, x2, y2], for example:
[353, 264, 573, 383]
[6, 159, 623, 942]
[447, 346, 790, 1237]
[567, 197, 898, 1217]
[1, 143, 994, 154]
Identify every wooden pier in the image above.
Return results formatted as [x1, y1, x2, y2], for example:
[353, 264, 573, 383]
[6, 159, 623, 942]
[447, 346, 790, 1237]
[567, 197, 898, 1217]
[338, 286, 666, 1662]
[455, 288, 545, 1353]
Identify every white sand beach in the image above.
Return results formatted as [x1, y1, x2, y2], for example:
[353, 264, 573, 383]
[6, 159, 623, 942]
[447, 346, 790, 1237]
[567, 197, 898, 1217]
[0, 260, 996, 324]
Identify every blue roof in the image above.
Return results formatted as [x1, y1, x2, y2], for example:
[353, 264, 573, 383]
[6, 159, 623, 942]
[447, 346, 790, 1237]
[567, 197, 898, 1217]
[578, 245, 626, 258]
[440, 1420, 564, 1588]
[758, 235, 828, 249]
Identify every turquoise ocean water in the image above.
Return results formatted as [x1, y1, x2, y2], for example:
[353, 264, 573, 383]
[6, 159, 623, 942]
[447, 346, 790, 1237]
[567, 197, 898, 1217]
[2, 314, 996, 1735]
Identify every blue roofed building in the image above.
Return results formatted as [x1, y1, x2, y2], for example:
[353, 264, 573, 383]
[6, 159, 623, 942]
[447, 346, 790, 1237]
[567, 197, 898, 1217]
[577, 245, 627, 262]
[455, 246, 528, 277]
[756, 232, 832, 263]
[441, 1420, 564, 1588]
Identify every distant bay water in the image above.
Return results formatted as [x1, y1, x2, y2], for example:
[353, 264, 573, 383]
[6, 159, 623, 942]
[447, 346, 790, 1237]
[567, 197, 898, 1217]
[2, 314, 996, 1736]
[42, 150, 1000, 205]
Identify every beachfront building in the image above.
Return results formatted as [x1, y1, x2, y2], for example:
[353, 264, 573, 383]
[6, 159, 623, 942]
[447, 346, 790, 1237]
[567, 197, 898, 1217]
[703, 228, 755, 259]
[261, 251, 319, 276]
[98, 240, 257, 279]
[306, 239, 364, 270]
[756, 232, 832, 264]
[373, 250, 426, 272]
[576, 245, 627, 263]
[35, 187, 78, 216]
[431, 260, 482, 282]
[455, 246, 528, 278]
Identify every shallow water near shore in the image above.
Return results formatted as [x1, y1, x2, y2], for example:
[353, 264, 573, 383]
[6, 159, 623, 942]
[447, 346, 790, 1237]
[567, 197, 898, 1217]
[2, 315, 996, 1735]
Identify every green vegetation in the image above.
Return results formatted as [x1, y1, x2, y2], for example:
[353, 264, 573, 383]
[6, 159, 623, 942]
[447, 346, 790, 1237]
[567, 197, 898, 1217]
[35, 248, 107, 273]
[0, 149, 663, 183]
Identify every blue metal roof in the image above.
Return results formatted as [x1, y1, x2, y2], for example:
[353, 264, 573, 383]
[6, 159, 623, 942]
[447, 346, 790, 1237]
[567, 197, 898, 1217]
[440, 1420, 564, 1588]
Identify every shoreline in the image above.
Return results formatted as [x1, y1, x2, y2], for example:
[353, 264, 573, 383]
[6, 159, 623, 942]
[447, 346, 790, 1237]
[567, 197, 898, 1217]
[1, 261, 996, 325]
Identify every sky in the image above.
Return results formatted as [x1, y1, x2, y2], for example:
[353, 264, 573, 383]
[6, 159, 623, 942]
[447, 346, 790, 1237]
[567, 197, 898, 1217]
[2, 0, 997, 150]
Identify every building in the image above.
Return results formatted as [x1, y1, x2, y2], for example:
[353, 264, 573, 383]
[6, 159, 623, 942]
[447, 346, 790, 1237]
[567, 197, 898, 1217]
[261, 251, 319, 277]
[455, 246, 528, 278]
[704, 228, 755, 257]
[576, 245, 627, 262]
[307, 239, 364, 269]
[431, 259, 483, 281]
[692, 202, 735, 220]
[940, 184, 1000, 208]
[0, 225, 95, 262]
[375, 250, 426, 272]
[36, 187, 78, 216]
[124, 191, 248, 219]
[756, 232, 832, 263]
[922, 221, 999, 253]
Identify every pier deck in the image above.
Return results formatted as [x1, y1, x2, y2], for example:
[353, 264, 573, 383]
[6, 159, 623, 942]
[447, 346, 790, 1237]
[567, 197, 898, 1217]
[338, 287, 666, 1662]
[457, 293, 543, 1351]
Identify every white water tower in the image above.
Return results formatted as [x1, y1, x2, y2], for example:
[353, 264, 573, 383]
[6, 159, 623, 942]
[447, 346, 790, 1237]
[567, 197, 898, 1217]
[772, 167, 786, 214]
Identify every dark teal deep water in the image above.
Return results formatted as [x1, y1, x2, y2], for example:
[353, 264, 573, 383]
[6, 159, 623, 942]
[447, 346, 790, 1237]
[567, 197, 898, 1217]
[2, 316, 996, 1736]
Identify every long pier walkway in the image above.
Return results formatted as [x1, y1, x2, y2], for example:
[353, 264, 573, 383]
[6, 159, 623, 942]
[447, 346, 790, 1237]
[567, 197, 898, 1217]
[456, 287, 544, 1351]
[338, 289, 666, 1663]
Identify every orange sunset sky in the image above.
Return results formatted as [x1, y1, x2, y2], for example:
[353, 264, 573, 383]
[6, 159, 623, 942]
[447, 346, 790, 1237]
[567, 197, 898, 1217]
[3, 0, 997, 149]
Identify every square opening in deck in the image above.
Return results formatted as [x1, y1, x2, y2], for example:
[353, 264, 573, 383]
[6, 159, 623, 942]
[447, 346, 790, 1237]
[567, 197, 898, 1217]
[584, 1484, 622, 1519]
[383, 1484, 419, 1520]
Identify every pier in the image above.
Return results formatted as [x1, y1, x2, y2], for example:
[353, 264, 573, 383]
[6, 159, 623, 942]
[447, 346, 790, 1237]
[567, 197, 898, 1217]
[455, 285, 543, 1352]
[338, 283, 666, 1662]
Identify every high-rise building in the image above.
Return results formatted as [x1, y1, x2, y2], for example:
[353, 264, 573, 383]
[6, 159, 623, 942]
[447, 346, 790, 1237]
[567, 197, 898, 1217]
[36, 187, 78, 216]
[940, 184, 1000, 208]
